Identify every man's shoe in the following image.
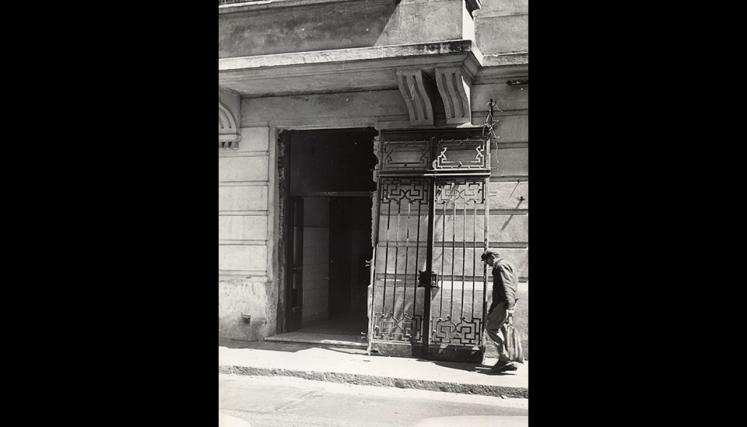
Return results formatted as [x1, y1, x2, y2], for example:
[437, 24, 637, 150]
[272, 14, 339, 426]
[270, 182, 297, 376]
[491, 361, 519, 373]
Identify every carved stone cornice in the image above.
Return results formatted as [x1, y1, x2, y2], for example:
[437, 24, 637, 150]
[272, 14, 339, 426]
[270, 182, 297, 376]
[219, 101, 241, 149]
[219, 40, 483, 98]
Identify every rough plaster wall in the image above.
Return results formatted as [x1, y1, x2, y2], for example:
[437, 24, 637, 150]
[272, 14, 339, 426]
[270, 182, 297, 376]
[219, 278, 274, 340]
[219, 1, 396, 58]
[219, 0, 471, 58]
[219, 123, 276, 341]
[374, 0, 467, 46]
[301, 197, 330, 324]
[474, 0, 528, 54]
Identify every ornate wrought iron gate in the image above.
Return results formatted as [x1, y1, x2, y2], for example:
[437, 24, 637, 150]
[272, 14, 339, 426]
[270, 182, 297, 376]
[368, 129, 491, 362]
[370, 177, 430, 357]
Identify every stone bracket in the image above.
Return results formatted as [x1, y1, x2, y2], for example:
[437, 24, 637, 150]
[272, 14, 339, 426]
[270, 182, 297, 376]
[396, 69, 436, 126]
[434, 67, 473, 125]
[219, 101, 242, 149]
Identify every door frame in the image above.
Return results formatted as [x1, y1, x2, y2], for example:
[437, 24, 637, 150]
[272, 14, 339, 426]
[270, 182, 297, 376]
[277, 128, 378, 333]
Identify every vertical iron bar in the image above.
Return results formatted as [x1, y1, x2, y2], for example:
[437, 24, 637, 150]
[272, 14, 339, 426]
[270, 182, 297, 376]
[423, 178, 435, 352]
[413, 199, 422, 325]
[481, 179, 489, 346]
[461, 197, 466, 319]
[392, 198, 402, 324]
[402, 200, 411, 323]
[440, 185, 445, 316]
[450, 197, 456, 319]
[382, 189, 392, 314]
[370, 183, 383, 341]
[471, 200, 476, 320]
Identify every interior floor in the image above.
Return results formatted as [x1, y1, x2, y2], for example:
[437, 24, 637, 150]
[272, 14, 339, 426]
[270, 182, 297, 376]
[302, 315, 367, 335]
[267, 315, 368, 347]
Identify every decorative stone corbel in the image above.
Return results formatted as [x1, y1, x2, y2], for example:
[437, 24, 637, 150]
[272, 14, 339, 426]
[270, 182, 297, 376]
[396, 69, 436, 126]
[219, 101, 241, 149]
[434, 67, 473, 125]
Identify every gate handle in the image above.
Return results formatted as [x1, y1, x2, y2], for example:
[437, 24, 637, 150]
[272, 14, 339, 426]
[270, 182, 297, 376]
[418, 270, 439, 289]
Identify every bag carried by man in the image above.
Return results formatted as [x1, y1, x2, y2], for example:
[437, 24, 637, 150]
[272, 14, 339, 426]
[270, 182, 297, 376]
[504, 308, 524, 363]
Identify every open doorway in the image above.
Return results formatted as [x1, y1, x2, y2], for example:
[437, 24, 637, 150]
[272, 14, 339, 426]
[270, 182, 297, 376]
[278, 128, 376, 344]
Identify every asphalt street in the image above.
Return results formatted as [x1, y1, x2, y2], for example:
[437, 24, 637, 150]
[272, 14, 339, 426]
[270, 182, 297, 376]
[219, 374, 528, 427]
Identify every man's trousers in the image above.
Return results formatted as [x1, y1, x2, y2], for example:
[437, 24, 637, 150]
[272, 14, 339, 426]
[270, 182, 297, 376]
[485, 300, 511, 363]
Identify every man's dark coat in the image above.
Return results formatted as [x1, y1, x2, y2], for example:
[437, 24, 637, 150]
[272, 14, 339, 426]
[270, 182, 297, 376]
[489, 258, 518, 312]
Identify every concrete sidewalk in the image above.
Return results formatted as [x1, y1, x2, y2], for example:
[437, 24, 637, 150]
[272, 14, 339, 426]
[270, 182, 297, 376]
[218, 341, 528, 398]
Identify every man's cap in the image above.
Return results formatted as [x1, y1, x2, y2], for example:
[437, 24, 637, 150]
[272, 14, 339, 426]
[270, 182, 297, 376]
[480, 249, 500, 261]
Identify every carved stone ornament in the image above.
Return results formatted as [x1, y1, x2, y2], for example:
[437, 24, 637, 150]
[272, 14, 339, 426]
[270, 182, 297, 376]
[434, 67, 473, 125]
[396, 69, 436, 126]
[219, 101, 241, 149]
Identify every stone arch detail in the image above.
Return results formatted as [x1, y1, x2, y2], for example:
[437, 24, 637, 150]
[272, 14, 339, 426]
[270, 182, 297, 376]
[219, 101, 241, 149]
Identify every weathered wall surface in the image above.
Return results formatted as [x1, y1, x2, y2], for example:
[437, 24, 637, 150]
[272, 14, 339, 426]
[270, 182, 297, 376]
[218, 278, 275, 340]
[219, 0, 472, 58]
[219, 101, 278, 339]
[474, 0, 528, 54]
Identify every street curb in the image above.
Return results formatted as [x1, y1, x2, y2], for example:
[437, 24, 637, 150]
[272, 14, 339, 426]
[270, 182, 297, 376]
[219, 365, 528, 399]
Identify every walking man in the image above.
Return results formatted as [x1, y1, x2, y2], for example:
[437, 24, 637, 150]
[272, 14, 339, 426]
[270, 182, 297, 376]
[481, 249, 520, 374]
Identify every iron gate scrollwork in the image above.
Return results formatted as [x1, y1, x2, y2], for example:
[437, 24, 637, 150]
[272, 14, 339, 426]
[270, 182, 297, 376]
[430, 179, 487, 352]
[369, 129, 491, 361]
[370, 178, 429, 350]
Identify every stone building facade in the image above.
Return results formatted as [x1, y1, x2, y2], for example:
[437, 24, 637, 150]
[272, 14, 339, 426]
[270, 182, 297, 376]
[218, 0, 528, 360]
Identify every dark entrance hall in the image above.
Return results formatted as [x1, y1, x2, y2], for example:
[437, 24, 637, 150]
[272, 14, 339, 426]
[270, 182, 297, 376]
[276, 128, 376, 346]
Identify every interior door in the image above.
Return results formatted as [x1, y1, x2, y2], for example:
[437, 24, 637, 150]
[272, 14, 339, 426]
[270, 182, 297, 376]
[286, 197, 304, 331]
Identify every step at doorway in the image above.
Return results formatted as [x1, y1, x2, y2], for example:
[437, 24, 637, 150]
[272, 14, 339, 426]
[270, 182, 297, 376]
[265, 316, 368, 349]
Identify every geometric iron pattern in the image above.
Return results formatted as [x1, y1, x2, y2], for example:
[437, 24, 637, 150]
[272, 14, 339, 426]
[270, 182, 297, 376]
[430, 316, 483, 346]
[433, 139, 487, 170]
[382, 141, 430, 170]
[381, 177, 430, 204]
[435, 179, 485, 204]
[372, 312, 424, 343]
